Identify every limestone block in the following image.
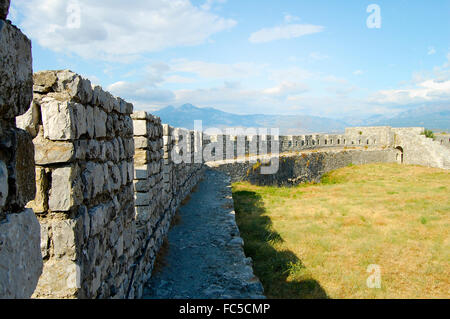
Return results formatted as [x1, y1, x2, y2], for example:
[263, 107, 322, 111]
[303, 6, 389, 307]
[0, 0, 10, 20]
[85, 104, 95, 138]
[0, 160, 7, 209]
[33, 258, 79, 299]
[123, 116, 134, 137]
[133, 120, 147, 136]
[73, 102, 87, 138]
[134, 192, 150, 206]
[0, 209, 43, 298]
[94, 107, 107, 138]
[89, 204, 106, 237]
[16, 100, 40, 138]
[33, 71, 57, 93]
[134, 149, 150, 166]
[41, 98, 76, 140]
[52, 219, 80, 260]
[134, 165, 148, 180]
[81, 162, 104, 199]
[123, 137, 135, 159]
[48, 165, 82, 211]
[133, 179, 149, 192]
[111, 95, 120, 113]
[55, 70, 93, 104]
[91, 85, 110, 111]
[131, 111, 147, 120]
[86, 139, 100, 160]
[26, 166, 48, 213]
[110, 163, 122, 191]
[33, 129, 75, 165]
[0, 20, 33, 118]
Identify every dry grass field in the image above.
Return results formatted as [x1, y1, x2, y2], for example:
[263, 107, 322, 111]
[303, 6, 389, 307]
[232, 163, 450, 299]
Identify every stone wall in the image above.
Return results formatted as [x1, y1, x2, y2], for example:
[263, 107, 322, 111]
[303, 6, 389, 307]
[434, 133, 450, 149]
[209, 148, 398, 186]
[129, 118, 205, 298]
[17, 70, 136, 298]
[392, 127, 450, 169]
[0, 0, 42, 298]
[129, 111, 164, 298]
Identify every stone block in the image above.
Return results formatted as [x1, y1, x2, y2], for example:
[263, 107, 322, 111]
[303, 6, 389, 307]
[134, 192, 150, 206]
[0, 209, 43, 298]
[134, 165, 148, 180]
[41, 98, 76, 140]
[15, 100, 40, 138]
[131, 111, 147, 120]
[33, 70, 57, 93]
[89, 204, 106, 237]
[94, 107, 107, 138]
[134, 149, 150, 166]
[48, 165, 82, 211]
[72, 102, 87, 138]
[33, 129, 75, 165]
[0, 20, 33, 118]
[133, 179, 149, 192]
[85, 104, 95, 138]
[133, 120, 147, 136]
[33, 258, 79, 299]
[55, 70, 93, 105]
[52, 218, 80, 260]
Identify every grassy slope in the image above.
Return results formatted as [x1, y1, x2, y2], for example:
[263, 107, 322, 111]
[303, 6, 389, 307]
[232, 163, 449, 299]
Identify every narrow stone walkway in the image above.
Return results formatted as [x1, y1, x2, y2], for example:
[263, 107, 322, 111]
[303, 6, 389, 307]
[142, 169, 265, 299]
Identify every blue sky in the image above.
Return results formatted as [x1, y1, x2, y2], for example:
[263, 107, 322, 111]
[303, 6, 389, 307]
[9, 0, 450, 119]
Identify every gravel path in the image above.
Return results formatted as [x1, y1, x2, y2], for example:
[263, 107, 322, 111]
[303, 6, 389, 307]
[142, 169, 265, 299]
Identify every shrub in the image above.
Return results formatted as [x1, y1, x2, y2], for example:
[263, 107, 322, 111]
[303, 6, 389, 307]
[421, 129, 434, 139]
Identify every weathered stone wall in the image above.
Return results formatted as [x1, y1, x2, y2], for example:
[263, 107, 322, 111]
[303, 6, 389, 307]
[208, 148, 398, 186]
[434, 133, 450, 149]
[129, 111, 164, 298]
[392, 127, 450, 169]
[0, 0, 42, 298]
[17, 70, 136, 298]
[129, 120, 205, 298]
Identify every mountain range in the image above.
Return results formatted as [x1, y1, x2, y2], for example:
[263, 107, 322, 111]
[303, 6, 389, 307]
[153, 103, 450, 134]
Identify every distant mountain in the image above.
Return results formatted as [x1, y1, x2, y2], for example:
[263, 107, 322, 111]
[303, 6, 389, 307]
[153, 103, 450, 134]
[366, 105, 450, 131]
[154, 104, 347, 134]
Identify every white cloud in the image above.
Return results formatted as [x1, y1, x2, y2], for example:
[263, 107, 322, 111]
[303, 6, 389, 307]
[171, 59, 265, 79]
[427, 46, 436, 55]
[12, 0, 236, 61]
[262, 81, 309, 96]
[108, 81, 175, 104]
[353, 70, 364, 76]
[309, 52, 329, 61]
[370, 79, 450, 105]
[284, 14, 300, 23]
[201, 0, 227, 11]
[249, 23, 324, 44]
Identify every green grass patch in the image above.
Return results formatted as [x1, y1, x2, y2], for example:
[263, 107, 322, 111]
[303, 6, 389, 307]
[232, 163, 450, 299]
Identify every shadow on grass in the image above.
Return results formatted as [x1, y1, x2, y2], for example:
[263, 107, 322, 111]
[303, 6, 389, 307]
[233, 190, 329, 299]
